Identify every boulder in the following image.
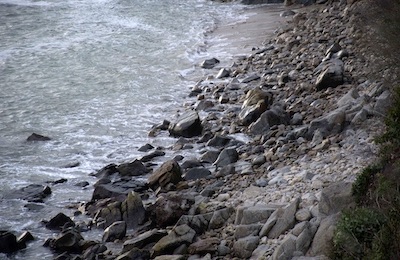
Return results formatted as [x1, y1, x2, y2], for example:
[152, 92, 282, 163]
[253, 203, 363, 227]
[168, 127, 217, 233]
[374, 90, 392, 116]
[115, 248, 150, 260]
[318, 182, 355, 216]
[315, 59, 344, 91]
[206, 135, 231, 147]
[168, 110, 202, 138]
[122, 229, 168, 253]
[116, 159, 148, 176]
[235, 205, 276, 225]
[151, 224, 196, 257]
[92, 163, 118, 178]
[233, 235, 260, 258]
[209, 207, 235, 230]
[0, 231, 25, 253]
[249, 105, 289, 135]
[307, 108, 346, 139]
[148, 160, 183, 190]
[46, 227, 84, 253]
[94, 191, 145, 229]
[239, 89, 273, 125]
[27, 133, 51, 141]
[91, 178, 148, 201]
[188, 237, 220, 255]
[175, 213, 213, 234]
[149, 192, 195, 227]
[3, 184, 51, 203]
[140, 150, 165, 163]
[184, 167, 211, 181]
[271, 234, 297, 260]
[213, 148, 238, 168]
[308, 213, 340, 256]
[45, 212, 75, 231]
[216, 68, 230, 78]
[82, 243, 108, 260]
[200, 58, 220, 69]
[103, 221, 126, 242]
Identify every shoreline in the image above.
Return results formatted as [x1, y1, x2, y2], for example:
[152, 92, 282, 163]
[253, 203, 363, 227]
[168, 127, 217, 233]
[2, 1, 392, 259]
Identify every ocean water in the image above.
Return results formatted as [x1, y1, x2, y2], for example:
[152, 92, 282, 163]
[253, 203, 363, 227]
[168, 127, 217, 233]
[0, 0, 272, 258]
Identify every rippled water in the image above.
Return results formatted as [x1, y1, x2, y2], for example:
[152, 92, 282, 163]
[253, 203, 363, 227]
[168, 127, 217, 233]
[0, 0, 263, 258]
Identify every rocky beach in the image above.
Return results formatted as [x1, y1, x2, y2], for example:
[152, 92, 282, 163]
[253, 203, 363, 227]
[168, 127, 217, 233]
[1, 0, 396, 259]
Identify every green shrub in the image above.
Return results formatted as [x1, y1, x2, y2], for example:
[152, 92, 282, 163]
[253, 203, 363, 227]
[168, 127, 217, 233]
[352, 164, 383, 205]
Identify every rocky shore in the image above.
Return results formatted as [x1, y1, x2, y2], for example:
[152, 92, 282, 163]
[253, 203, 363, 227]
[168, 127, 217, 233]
[1, 0, 392, 259]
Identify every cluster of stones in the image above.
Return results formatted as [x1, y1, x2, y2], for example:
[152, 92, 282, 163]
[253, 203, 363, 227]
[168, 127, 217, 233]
[2, 0, 391, 259]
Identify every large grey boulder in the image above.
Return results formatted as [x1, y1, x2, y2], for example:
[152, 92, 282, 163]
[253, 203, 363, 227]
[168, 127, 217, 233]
[91, 178, 148, 201]
[213, 148, 238, 168]
[116, 159, 147, 176]
[200, 58, 220, 69]
[122, 229, 167, 253]
[0, 231, 26, 254]
[233, 235, 260, 258]
[307, 107, 346, 139]
[239, 88, 273, 125]
[4, 184, 51, 203]
[318, 181, 355, 216]
[168, 110, 203, 138]
[235, 205, 276, 225]
[103, 221, 126, 242]
[307, 213, 341, 256]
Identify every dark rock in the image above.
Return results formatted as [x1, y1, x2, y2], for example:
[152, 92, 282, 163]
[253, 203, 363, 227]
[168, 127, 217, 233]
[116, 248, 150, 260]
[209, 207, 235, 230]
[168, 110, 202, 138]
[213, 148, 239, 168]
[280, 10, 296, 17]
[184, 167, 211, 181]
[82, 243, 107, 260]
[216, 164, 236, 177]
[123, 229, 168, 253]
[138, 143, 154, 152]
[152, 224, 196, 257]
[188, 237, 220, 255]
[200, 150, 220, 163]
[181, 159, 202, 170]
[148, 160, 183, 190]
[233, 235, 260, 258]
[206, 135, 231, 147]
[200, 58, 220, 69]
[140, 150, 165, 163]
[315, 59, 344, 90]
[318, 181, 355, 216]
[149, 120, 171, 137]
[149, 192, 195, 227]
[103, 221, 126, 242]
[75, 181, 89, 187]
[307, 108, 346, 139]
[0, 231, 24, 253]
[92, 163, 118, 178]
[46, 227, 84, 254]
[24, 203, 45, 211]
[239, 88, 273, 125]
[45, 212, 75, 231]
[94, 191, 145, 229]
[241, 74, 260, 83]
[116, 159, 147, 176]
[195, 100, 214, 111]
[216, 68, 230, 78]
[175, 213, 214, 234]
[3, 184, 51, 203]
[27, 133, 51, 141]
[249, 105, 289, 135]
[91, 178, 148, 201]
[17, 231, 34, 245]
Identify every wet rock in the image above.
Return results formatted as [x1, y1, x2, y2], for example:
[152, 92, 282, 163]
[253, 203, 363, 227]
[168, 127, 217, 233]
[27, 133, 51, 141]
[239, 89, 273, 125]
[116, 248, 150, 260]
[45, 212, 75, 231]
[152, 224, 196, 257]
[75, 181, 89, 187]
[206, 135, 231, 147]
[169, 110, 203, 138]
[138, 143, 154, 152]
[149, 192, 195, 227]
[233, 235, 260, 258]
[91, 178, 148, 201]
[82, 243, 107, 260]
[200, 150, 220, 163]
[46, 227, 84, 254]
[216, 68, 230, 78]
[0, 231, 26, 253]
[181, 159, 202, 170]
[123, 229, 168, 253]
[4, 184, 51, 203]
[92, 163, 118, 178]
[200, 58, 220, 69]
[315, 59, 344, 90]
[188, 237, 220, 255]
[103, 221, 126, 242]
[249, 105, 289, 135]
[94, 191, 145, 229]
[213, 148, 238, 168]
[148, 160, 183, 190]
[140, 150, 166, 163]
[241, 74, 260, 83]
[116, 159, 148, 176]
[184, 167, 211, 181]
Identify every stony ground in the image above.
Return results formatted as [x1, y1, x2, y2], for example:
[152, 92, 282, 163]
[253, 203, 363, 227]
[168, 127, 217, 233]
[5, 1, 394, 259]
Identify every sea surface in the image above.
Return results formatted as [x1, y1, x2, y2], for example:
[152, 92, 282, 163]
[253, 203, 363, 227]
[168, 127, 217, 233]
[0, 0, 275, 258]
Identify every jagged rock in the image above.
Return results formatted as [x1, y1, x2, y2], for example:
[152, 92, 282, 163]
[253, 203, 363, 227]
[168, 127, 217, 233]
[123, 229, 168, 253]
[200, 149, 220, 163]
[3, 184, 51, 203]
[374, 89, 392, 116]
[103, 221, 126, 242]
[148, 160, 183, 190]
[233, 235, 260, 258]
[307, 108, 346, 139]
[200, 58, 220, 69]
[154, 255, 185, 260]
[92, 163, 118, 178]
[149, 192, 195, 227]
[239, 88, 273, 125]
[46, 227, 84, 253]
[91, 178, 148, 201]
[184, 167, 211, 181]
[249, 105, 289, 135]
[234, 224, 263, 239]
[175, 213, 213, 234]
[213, 148, 238, 168]
[308, 213, 340, 256]
[140, 150, 166, 163]
[337, 88, 360, 108]
[271, 234, 296, 260]
[216, 68, 230, 78]
[27, 133, 51, 141]
[235, 205, 276, 225]
[116, 159, 147, 176]
[315, 59, 344, 90]
[138, 143, 154, 152]
[318, 181, 355, 216]
[0, 231, 25, 253]
[94, 191, 145, 229]
[209, 207, 235, 229]
[206, 135, 231, 147]
[152, 224, 196, 257]
[116, 248, 150, 260]
[82, 243, 107, 260]
[169, 110, 202, 138]
[45, 212, 75, 231]
[188, 237, 220, 255]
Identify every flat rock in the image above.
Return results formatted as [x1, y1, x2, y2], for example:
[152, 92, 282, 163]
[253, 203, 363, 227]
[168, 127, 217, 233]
[4, 184, 51, 203]
[123, 229, 168, 253]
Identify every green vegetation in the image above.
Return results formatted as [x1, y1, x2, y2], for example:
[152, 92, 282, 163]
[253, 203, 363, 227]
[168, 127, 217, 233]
[332, 0, 400, 259]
